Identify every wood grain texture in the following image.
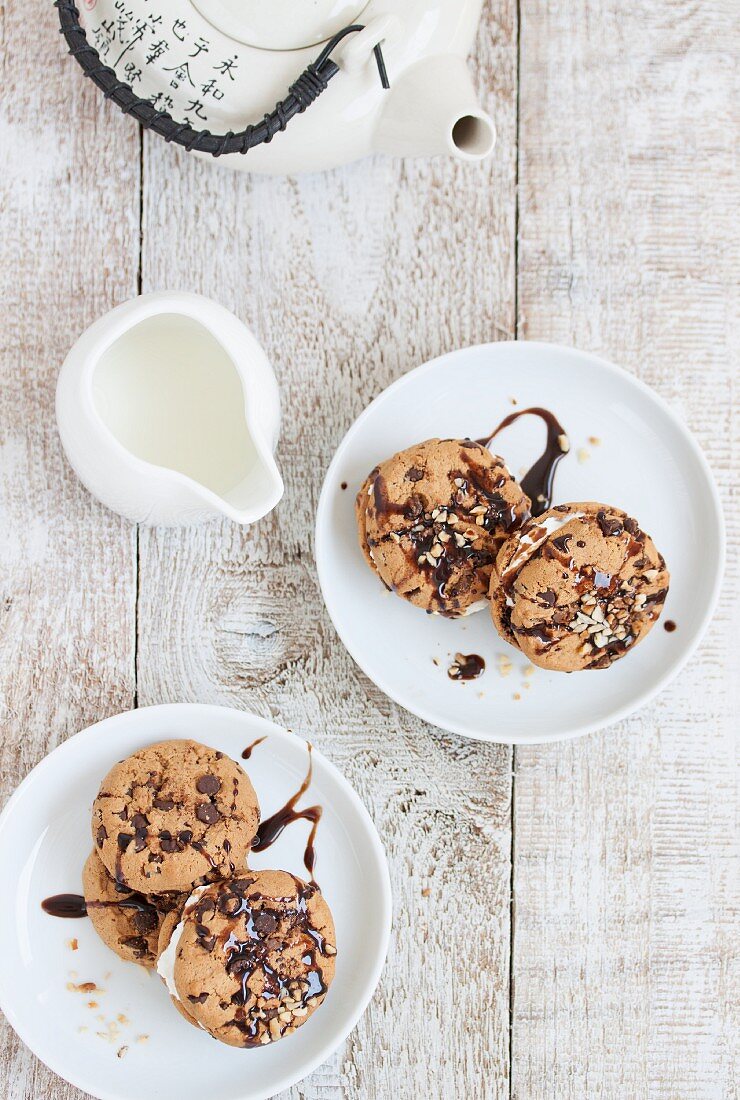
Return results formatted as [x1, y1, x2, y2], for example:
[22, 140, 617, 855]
[136, 5, 518, 1097]
[0, 0, 140, 1096]
[513, 2, 738, 1098]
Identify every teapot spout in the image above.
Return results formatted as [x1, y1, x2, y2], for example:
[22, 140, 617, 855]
[374, 54, 496, 162]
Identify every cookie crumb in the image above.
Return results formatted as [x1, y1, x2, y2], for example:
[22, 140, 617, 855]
[78, 1026, 88, 1034]
[67, 981, 99, 994]
[577, 447, 590, 464]
[136, 1035, 149, 1044]
[117, 1046, 128, 1060]
[117, 1014, 129, 1026]
[513, 693, 521, 701]
[588, 436, 601, 446]
[87, 1001, 98, 1009]
[67, 938, 78, 951]
[421, 887, 430, 897]
[497, 654, 513, 677]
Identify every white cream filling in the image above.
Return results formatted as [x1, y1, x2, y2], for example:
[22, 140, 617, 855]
[156, 884, 210, 1014]
[460, 598, 488, 617]
[501, 511, 584, 586]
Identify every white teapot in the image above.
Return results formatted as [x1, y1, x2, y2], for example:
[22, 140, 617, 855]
[59, 0, 495, 174]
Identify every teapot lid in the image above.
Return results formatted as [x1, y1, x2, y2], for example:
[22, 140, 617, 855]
[190, 0, 370, 50]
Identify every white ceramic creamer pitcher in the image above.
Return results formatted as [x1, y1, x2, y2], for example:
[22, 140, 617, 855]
[56, 293, 283, 526]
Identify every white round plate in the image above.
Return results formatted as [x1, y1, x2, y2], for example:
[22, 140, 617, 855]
[316, 342, 725, 743]
[0, 704, 391, 1100]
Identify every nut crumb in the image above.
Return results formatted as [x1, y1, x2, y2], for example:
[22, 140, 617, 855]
[67, 939, 78, 951]
[497, 655, 513, 677]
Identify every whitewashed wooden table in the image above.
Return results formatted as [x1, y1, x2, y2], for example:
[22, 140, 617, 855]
[0, 2, 737, 1097]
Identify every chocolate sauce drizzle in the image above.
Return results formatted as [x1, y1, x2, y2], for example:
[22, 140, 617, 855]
[252, 745, 323, 887]
[480, 407, 568, 517]
[241, 737, 267, 760]
[448, 653, 486, 681]
[41, 893, 88, 918]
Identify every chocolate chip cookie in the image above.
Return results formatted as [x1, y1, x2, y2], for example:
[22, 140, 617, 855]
[92, 740, 260, 893]
[490, 502, 670, 670]
[82, 849, 185, 968]
[356, 438, 530, 617]
[157, 871, 336, 1047]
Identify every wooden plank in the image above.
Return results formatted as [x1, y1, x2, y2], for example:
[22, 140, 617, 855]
[0, 0, 141, 1096]
[513, 1, 738, 1097]
[136, 5, 519, 1096]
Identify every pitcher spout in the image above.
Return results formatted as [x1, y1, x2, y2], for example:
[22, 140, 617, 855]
[374, 54, 496, 162]
[213, 438, 284, 526]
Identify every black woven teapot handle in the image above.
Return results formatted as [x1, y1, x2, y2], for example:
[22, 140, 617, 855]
[54, 1, 389, 157]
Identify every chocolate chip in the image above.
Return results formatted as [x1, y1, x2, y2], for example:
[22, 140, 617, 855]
[218, 892, 243, 916]
[117, 833, 133, 851]
[576, 540, 586, 548]
[178, 829, 193, 845]
[120, 935, 149, 958]
[551, 534, 572, 553]
[537, 589, 557, 607]
[159, 830, 178, 854]
[188, 993, 209, 1004]
[406, 494, 424, 519]
[196, 802, 221, 825]
[153, 797, 174, 811]
[596, 510, 623, 537]
[196, 774, 221, 796]
[115, 807, 129, 821]
[96, 825, 108, 847]
[132, 909, 158, 934]
[194, 897, 216, 922]
[624, 516, 641, 537]
[252, 911, 278, 935]
[134, 828, 148, 853]
[195, 927, 216, 952]
[405, 467, 424, 482]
